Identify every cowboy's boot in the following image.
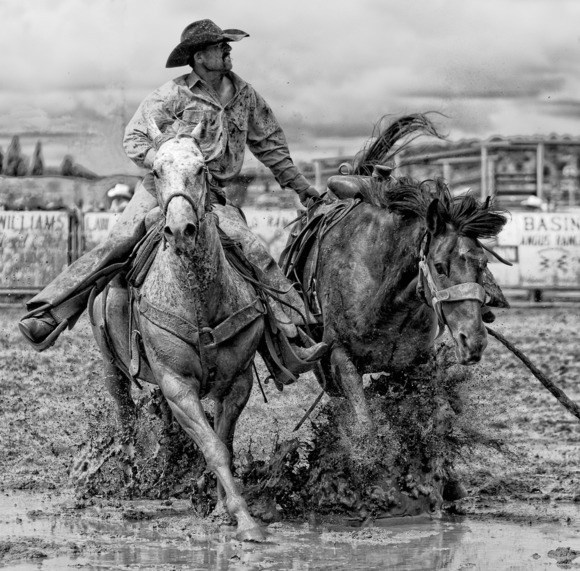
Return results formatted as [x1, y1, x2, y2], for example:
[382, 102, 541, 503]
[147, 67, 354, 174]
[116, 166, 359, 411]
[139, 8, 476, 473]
[269, 303, 327, 366]
[19, 310, 67, 352]
[19, 182, 158, 352]
[18, 260, 126, 352]
[18, 284, 95, 352]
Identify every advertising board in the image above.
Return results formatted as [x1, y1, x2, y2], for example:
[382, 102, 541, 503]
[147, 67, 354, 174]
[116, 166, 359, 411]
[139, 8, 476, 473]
[83, 212, 119, 252]
[2, 207, 578, 292]
[242, 207, 299, 261]
[0, 210, 70, 290]
[490, 211, 580, 289]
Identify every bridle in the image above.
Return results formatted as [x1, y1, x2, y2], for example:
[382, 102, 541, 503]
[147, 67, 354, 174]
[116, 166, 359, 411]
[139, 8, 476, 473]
[156, 152, 213, 229]
[417, 233, 486, 339]
[151, 120, 228, 226]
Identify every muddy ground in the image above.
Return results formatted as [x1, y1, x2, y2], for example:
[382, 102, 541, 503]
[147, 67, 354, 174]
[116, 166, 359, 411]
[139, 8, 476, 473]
[1, 303, 580, 569]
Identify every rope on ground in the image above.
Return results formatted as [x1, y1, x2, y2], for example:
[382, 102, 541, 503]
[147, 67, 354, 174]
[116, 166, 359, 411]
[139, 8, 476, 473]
[293, 386, 325, 432]
[486, 326, 580, 422]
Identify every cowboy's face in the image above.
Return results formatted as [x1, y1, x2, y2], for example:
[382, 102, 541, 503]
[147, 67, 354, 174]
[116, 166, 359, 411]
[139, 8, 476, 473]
[197, 41, 232, 72]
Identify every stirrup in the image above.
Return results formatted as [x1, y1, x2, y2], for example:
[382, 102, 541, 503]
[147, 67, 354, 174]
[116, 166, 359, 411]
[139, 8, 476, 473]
[19, 318, 69, 352]
[278, 333, 326, 375]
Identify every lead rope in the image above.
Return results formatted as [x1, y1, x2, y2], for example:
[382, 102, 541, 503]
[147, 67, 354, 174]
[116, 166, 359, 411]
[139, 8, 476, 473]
[486, 326, 580, 422]
[292, 282, 328, 433]
[252, 361, 268, 404]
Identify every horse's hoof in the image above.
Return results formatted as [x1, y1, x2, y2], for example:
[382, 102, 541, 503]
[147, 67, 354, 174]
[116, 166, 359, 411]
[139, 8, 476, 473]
[236, 526, 268, 543]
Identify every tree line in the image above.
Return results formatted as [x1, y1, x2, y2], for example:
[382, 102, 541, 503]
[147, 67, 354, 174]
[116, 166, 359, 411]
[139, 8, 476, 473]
[0, 135, 97, 179]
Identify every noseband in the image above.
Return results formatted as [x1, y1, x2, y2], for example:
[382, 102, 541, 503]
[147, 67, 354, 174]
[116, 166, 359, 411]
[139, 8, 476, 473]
[158, 163, 212, 227]
[417, 234, 486, 338]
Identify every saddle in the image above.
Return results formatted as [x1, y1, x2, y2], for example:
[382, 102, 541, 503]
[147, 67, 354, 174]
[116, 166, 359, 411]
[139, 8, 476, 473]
[326, 170, 393, 201]
[280, 195, 362, 323]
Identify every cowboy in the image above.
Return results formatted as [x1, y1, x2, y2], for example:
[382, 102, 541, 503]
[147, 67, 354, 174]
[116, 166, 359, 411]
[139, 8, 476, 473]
[107, 183, 134, 213]
[19, 19, 326, 376]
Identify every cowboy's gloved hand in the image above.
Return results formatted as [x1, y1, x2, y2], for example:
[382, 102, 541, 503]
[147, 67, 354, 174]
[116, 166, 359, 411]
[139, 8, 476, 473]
[298, 186, 320, 206]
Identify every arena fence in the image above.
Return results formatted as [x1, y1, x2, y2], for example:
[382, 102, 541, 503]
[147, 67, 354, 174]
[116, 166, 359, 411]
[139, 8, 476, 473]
[486, 211, 580, 291]
[0, 208, 300, 294]
[1, 208, 579, 294]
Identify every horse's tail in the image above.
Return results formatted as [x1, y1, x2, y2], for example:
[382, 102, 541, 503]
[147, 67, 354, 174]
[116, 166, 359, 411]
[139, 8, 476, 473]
[353, 113, 445, 175]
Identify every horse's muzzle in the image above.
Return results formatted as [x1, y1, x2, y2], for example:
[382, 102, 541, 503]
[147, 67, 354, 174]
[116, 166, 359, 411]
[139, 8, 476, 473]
[163, 197, 200, 254]
[455, 329, 487, 365]
[164, 221, 198, 255]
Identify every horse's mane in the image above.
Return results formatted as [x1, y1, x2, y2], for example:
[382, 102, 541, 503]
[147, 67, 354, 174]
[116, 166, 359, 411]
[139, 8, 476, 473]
[353, 113, 445, 175]
[353, 113, 506, 239]
[361, 177, 507, 240]
[150, 122, 196, 149]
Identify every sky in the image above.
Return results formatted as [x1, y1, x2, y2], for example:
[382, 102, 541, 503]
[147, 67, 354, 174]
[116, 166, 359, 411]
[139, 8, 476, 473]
[1, 0, 579, 175]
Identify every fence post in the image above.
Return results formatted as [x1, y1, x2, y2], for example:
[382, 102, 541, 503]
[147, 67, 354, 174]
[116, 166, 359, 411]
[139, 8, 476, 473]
[536, 142, 544, 200]
[314, 160, 322, 190]
[480, 145, 488, 200]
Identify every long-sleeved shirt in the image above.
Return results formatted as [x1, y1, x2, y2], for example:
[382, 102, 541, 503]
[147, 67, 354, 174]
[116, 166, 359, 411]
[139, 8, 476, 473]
[123, 71, 310, 194]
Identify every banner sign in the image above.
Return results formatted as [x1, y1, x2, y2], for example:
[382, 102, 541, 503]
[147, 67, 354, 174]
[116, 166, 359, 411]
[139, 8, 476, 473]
[8, 207, 575, 293]
[0, 211, 70, 289]
[82, 208, 299, 258]
[491, 212, 580, 289]
[83, 212, 119, 251]
[83, 207, 297, 260]
[243, 207, 299, 261]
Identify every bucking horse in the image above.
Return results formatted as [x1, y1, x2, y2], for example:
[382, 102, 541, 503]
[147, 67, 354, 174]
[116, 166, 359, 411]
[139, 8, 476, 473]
[282, 114, 509, 429]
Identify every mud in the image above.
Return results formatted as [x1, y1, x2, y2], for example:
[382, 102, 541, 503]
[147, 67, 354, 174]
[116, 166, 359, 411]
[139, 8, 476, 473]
[2, 491, 580, 570]
[2, 304, 580, 568]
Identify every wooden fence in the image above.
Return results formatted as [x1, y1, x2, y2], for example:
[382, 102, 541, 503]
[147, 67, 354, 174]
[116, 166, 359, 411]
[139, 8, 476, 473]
[2, 208, 580, 294]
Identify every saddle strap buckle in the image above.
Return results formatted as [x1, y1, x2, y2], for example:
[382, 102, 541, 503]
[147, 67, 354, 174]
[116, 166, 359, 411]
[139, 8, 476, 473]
[200, 326, 216, 348]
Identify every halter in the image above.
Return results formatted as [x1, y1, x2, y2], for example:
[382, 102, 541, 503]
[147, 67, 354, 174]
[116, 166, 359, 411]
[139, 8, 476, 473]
[158, 163, 213, 226]
[417, 233, 486, 339]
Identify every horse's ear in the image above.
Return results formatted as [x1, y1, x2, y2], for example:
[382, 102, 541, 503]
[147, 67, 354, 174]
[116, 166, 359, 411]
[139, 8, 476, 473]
[192, 121, 204, 142]
[426, 198, 446, 236]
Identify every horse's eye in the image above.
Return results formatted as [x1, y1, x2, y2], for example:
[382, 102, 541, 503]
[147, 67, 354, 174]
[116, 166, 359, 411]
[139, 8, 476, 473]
[435, 262, 447, 276]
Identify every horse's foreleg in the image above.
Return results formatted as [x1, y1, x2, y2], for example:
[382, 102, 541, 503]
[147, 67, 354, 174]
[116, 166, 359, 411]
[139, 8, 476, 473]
[330, 345, 373, 429]
[155, 368, 265, 542]
[103, 360, 136, 433]
[213, 368, 253, 512]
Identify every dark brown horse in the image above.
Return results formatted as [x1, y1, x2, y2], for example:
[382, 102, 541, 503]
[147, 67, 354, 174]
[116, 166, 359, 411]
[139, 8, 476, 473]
[90, 121, 267, 541]
[284, 117, 507, 428]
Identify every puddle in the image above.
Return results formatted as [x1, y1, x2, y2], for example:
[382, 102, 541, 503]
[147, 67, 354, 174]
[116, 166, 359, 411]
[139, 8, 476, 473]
[1, 492, 580, 570]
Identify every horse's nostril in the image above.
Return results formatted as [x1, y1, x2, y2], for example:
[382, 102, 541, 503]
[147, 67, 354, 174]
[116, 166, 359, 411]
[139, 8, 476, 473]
[184, 223, 197, 238]
[164, 226, 173, 238]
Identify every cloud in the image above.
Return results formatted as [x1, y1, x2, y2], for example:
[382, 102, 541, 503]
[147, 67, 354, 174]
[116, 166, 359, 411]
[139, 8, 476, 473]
[2, 0, 580, 173]
[539, 99, 580, 119]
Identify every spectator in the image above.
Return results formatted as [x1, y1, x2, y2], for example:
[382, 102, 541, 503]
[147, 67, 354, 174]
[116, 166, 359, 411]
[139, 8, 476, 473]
[107, 183, 133, 213]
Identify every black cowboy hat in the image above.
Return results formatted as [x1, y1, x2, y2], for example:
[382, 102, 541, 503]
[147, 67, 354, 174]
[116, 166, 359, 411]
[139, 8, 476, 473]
[166, 19, 249, 68]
